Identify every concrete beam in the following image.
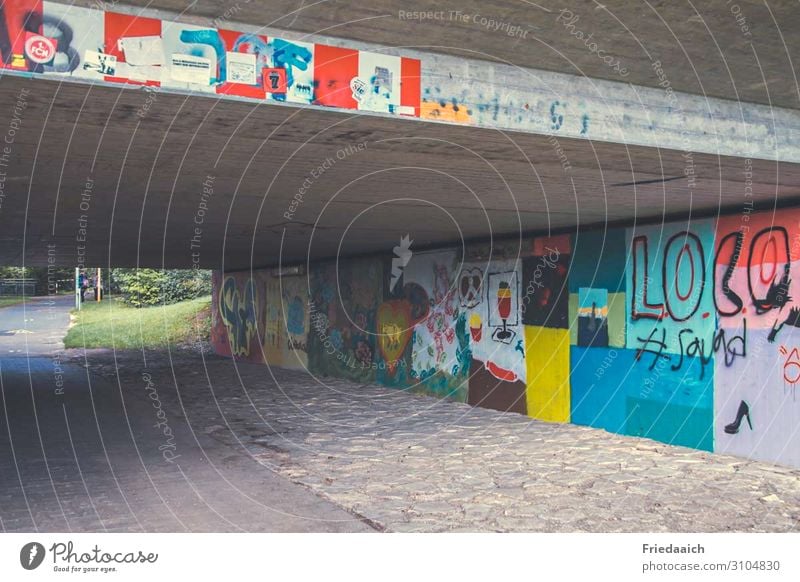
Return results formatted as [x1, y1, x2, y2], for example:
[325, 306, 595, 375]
[5, 0, 799, 163]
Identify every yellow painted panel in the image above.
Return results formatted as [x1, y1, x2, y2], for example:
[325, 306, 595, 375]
[607, 292, 626, 348]
[420, 100, 473, 124]
[524, 325, 570, 422]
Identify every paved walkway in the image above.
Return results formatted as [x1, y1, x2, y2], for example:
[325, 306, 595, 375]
[0, 295, 71, 356]
[78, 349, 800, 532]
[0, 298, 371, 532]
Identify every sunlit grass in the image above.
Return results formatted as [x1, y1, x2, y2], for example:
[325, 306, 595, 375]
[63, 296, 211, 349]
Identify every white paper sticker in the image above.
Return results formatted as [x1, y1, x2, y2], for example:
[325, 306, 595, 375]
[82, 50, 117, 75]
[226, 51, 257, 85]
[350, 77, 367, 102]
[118, 36, 164, 66]
[170, 53, 211, 84]
[114, 62, 162, 83]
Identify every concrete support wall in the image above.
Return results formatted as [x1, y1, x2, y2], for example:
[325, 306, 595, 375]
[212, 205, 800, 468]
[7, 0, 800, 162]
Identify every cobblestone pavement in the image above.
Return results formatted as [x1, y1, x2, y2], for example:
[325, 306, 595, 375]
[0, 354, 370, 531]
[75, 349, 800, 533]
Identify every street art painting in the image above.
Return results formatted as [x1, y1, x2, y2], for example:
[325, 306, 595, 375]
[307, 259, 382, 383]
[281, 275, 309, 369]
[210, 211, 800, 468]
[713, 210, 800, 466]
[217, 274, 261, 360]
[461, 259, 527, 414]
[0, 0, 42, 71]
[625, 220, 717, 356]
[375, 277, 430, 387]
[577, 288, 609, 347]
[1, 1, 421, 117]
[522, 235, 570, 329]
[314, 45, 419, 116]
[42, 2, 105, 80]
[263, 273, 310, 369]
[313, 44, 360, 110]
[403, 250, 470, 402]
[216, 30, 268, 99]
[0, 1, 105, 79]
[622, 220, 716, 449]
[523, 235, 572, 422]
[568, 229, 628, 433]
[264, 276, 284, 366]
[263, 37, 314, 104]
[160, 21, 221, 92]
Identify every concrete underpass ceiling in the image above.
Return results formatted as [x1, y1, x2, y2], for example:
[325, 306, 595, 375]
[2, 75, 799, 269]
[102, 0, 800, 110]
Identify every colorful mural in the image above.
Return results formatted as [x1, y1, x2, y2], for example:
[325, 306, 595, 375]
[307, 259, 382, 383]
[460, 258, 527, 414]
[281, 275, 310, 369]
[402, 250, 470, 402]
[214, 272, 263, 361]
[262, 272, 310, 369]
[523, 235, 572, 422]
[375, 281, 429, 388]
[0, 1, 421, 116]
[713, 211, 800, 467]
[211, 209, 800, 468]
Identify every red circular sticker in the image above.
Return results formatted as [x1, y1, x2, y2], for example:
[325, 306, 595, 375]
[24, 34, 56, 64]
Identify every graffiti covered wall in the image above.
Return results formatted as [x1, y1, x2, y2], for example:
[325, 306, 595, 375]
[212, 270, 265, 363]
[212, 208, 800, 468]
[307, 258, 382, 383]
[0, 1, 420, 116]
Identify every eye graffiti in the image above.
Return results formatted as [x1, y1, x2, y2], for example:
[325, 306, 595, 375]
[219, 277, 259, 357]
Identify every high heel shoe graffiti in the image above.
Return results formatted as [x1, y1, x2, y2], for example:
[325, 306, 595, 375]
[724, 400, 753, 435]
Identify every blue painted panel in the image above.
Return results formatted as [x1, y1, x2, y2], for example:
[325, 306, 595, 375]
[570, 347, 629, 433]
[568, 229, 627, 293]
[570, 347, 714, 451]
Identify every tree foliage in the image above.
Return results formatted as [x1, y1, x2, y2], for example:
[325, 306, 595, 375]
[111, 269, 211, 307]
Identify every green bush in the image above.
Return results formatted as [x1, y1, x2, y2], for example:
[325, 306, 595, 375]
[112, 268, 211, 307]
